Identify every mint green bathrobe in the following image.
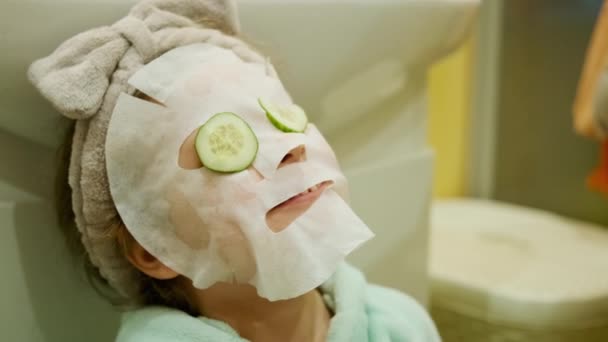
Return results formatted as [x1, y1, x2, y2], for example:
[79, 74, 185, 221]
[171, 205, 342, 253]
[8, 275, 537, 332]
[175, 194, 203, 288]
[116, 263, 441, 341]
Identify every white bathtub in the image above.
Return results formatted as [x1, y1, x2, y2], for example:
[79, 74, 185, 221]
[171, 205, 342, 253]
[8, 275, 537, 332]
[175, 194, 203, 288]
[0, 1, 477, 341]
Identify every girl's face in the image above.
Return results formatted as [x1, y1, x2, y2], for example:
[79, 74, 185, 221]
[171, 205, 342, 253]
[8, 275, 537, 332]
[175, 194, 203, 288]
[106, 44, 373, 300]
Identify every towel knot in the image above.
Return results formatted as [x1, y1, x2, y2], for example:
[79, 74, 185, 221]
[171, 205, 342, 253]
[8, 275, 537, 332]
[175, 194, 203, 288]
[113, 16, 157, 64]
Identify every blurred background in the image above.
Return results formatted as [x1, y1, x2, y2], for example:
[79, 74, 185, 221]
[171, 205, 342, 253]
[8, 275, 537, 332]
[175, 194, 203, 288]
[2, 0, 608, 341]
[429, 0, 607, 225]
[428, 1, 608, 340]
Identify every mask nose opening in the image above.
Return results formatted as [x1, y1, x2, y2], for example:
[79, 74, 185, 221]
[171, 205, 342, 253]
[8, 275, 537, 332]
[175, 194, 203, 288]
[277, 145, 306, 169]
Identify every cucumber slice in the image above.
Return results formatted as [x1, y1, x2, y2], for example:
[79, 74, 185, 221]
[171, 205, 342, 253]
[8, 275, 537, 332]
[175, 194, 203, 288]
[258, 98, 308, 133]
[195, 112, 258, 173]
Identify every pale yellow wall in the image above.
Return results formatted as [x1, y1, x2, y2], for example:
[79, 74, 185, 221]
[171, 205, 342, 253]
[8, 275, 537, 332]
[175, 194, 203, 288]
[428, 37, 474, 197]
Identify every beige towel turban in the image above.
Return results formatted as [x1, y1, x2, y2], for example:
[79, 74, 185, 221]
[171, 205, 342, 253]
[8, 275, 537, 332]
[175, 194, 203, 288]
[28, 0, 274, 301]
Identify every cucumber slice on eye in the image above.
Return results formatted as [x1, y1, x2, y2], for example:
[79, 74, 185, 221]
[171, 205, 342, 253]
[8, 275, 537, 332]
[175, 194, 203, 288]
[195, 112, 258, 173]
[258, 98, 308, 133]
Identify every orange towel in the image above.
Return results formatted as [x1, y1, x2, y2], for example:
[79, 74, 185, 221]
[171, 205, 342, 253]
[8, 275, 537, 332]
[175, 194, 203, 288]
[574, 1, 608, 194]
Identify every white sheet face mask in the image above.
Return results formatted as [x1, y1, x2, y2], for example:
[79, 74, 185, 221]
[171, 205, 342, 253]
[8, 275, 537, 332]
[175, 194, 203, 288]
[106, 43, 374, 300]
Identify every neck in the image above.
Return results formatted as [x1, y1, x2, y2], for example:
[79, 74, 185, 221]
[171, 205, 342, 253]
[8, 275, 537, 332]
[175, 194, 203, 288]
[185, 281, 331, 342]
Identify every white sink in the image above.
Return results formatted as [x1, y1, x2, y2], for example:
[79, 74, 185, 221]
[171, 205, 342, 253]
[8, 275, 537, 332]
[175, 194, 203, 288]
[0, 1, 478, 341]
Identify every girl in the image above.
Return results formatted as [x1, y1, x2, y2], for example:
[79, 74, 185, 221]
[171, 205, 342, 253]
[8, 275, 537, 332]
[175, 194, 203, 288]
[29, 0, 441, 341]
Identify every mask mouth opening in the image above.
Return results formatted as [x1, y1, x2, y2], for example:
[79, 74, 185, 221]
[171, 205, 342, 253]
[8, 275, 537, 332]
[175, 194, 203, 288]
[265, 180, 334, 232]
